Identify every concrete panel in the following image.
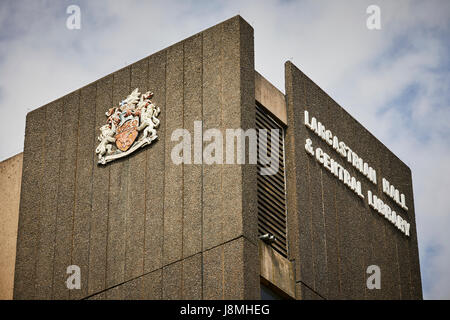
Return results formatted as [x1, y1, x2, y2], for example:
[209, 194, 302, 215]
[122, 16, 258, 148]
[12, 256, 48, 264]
[33, 99, 63, 300]
[367, 205, 387, 300]
[142, 268, 162, 299]
[0, 153, 22, 300]
[88, 76, 113, 296]
[144, 50, 166, 273]
[379, 151, 404, 299]
[52, 92, 80, 300]
[259, 241, 295, 298]
[163, 42, 184, 266]
[244, 236, 260, 299]
[339, 104, 369, 300]
[13, 107, 46, 299]
[182, 253, 202, 299]
[285, 61, 422, 299]
[122, 276, 143, 300]
[201, 22, 224, 251]
[124, 58, 149, 282]
[387, 150, 417, 299]
[70, 85, 96, 300]
[255, 71, 286, 125]
[95, 253, 202, 300]
[310, 164, 328, 295]
[321, 171, 341, 299]
[106, 67, 131, 291]
[105, 285, 122, 300]
[202, 245, 223, 300]
[222, 16, 258, 247]
[223, 237, 259, 299]
[87, 292, 106, 300]
[162, 260, 183, 300]
[182, 34, 203, 259]
[223, 239, 245, 299]
[348, 112, 379, 300]
[239, 18, 258, 249]
[296, 282, 324, 300]
[405, 181, 423, 299]
[368, 146, 392, 300]
[317, 85, 342, 300]
[285, 64, 315, 288]
[221, 17, 244, 244]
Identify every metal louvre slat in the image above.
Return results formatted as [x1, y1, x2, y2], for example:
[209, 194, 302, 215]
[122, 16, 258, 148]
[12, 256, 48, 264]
[255, 118, 282, 135]
[256, 103, 288, 258]
[257, 162, 285, 178]
[257, 184, 286, 210]
[257, 178, 285, 199]
[256, 105, 281, 128]
[257, 202, 286, 228]
[256, 127, 283, 144]
[257, 205, 286, 231]
[258, 181, 286, 206]
[257, 155, 285, 176]
[257, 153, 285, 169]
[255, 129, 284, 150]
[257, 166, 286, 184]
[258, 169, 286, 192]
[257, 203, 286, 226]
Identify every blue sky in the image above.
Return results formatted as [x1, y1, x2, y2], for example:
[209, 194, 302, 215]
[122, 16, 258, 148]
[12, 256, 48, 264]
[0, 0, 449, 299]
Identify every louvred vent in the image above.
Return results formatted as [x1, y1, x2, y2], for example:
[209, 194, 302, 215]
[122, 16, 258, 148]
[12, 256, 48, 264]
[256, 103, 288, 258]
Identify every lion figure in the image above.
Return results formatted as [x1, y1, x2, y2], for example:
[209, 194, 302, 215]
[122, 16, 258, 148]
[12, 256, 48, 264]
[95, 122, 116, 164]
[138, 100, 160, 142]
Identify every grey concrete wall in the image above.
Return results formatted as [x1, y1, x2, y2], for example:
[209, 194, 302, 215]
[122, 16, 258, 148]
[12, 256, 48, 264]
[284, 61, 422, 300]
[13, 15, 259, 300]
[0, 153, 23, 300]
[255, 71, 286, 125]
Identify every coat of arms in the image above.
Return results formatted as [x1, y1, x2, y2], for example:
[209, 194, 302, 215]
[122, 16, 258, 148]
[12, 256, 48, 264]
[95, 88, 160, 164]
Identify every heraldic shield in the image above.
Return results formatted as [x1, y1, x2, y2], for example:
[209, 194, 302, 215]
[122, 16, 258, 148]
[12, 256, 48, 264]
[95, 88, 161, 165]
[115, 117, 139, 152]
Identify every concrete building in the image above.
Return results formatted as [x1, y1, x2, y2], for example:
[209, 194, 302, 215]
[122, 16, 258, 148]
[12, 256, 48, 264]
[0, 153, 22, 300]
[3, 15, 422, 300]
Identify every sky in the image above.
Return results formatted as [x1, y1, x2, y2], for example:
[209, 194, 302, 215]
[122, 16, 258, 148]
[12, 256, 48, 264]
[0, 0, 449, 299]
